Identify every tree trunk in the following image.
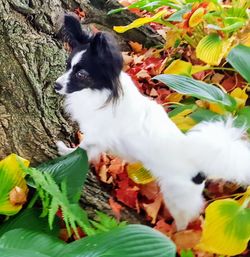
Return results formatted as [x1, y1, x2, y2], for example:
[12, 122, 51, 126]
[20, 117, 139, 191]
[0, 0, 157, 223]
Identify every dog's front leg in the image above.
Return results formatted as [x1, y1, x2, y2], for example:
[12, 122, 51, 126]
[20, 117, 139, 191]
[56, 140, 101, 161]
[56, 141, 76, 156]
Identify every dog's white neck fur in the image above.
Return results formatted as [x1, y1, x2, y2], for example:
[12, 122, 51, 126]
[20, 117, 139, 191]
[62, 71, 250, 230]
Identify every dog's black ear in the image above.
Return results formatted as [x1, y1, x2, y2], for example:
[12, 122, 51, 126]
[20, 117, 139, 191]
[90, 32, 123, 77]
[60, 14, 91, 49]
[90, 32, 124, 102]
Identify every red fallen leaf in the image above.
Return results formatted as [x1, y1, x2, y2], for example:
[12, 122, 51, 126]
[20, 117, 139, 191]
[142, 193, 163, 224]
[56, 208, 63, 219]
[140, 181, 159, 201]
[221, 74, 245, 92]
[128, 41, 143, 53]
[74, 8, 85, 19]
[156, 88, 171, 104]
[73, 227, 86, 240]
[187, 217, 203, 231]
[115, 172, 139, 210]
[59, 228, 71, 242]
[154, 219, 174, 237]
[109, 197, 123, 221]
[116, 187, 139, 209]
[221, 76, 236, 92]
[172, 230, 202, 252]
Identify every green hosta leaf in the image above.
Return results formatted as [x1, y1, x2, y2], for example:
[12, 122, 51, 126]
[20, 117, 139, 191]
[37, 148, 89, 203]
[235, 106, 250, 133]
[227, 44, 250, 83]
[189, 108, 220, 123]
[0, 209, 59, 237]
[168, 104, 197, 118]
[65, 225, 176, 257]
[154, 74, 236, 109]
[197, 199, 250, 255]
[196, 34, 232, 65]
[167, 5, 192, 21]
[0, 248, 51, 257]
[0, 154, 29, 215]
[207, 21, 245, 32]
[0, 228, 65, 257]
[0, 225, 176, 257]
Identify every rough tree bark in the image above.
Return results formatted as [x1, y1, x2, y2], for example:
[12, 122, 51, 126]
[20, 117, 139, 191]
[0, 0, 161, 223]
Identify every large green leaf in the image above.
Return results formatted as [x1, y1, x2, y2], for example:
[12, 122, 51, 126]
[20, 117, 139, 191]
[235, 106, 250, 133]
[0, 208, 59, 237]
[189, 108, 220, 123]
[197, 199, 250, 255]
[227, 44, 250, 83]
[154, 74, 236, 109]
[0, 225, 176, 257]
[0, 228, 65, 256]
[65, 225, 176, 257]
[36, 148, 89, 203]
[0, 248, 50, 257]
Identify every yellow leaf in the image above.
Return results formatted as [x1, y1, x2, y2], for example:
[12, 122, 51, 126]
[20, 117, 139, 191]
[0, 154, 29, 215]
[230, 87, 248, 108]
[113, 10, 168, 33]
[240, 32, 250, 47]
[189, 7, 205, 28]
[191, 64, 210, 74]
[166, 92, 183, 103]
[208, 102, 226, 114]
[127, 162, 155, 184]
[171, 109, 196, 131]
[196, 34, 233, 65]
[165, 30, 181, 49]
[197, 199, 250, 255]
[164, 60, 192, 76]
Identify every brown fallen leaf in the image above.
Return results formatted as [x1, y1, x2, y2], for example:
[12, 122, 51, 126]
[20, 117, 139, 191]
[9, 186, 27, 206]
[128, 41, 143, 53]
[172, 229, 202, 252]
[142, 193, 163, 224]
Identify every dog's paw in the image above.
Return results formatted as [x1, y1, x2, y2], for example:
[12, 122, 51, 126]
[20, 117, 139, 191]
[56, 141, 75, 156]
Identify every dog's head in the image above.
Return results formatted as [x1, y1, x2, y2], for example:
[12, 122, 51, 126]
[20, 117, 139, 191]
[55, 15, 123, 102]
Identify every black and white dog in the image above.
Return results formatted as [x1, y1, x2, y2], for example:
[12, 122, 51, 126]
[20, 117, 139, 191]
[55, 15, 250, 230]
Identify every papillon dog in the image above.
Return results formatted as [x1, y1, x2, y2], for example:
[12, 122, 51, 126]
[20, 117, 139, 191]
[55, 14, 250, 230]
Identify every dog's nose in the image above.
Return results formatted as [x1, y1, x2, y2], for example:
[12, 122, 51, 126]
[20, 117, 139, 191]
[54, 83, 62, 92]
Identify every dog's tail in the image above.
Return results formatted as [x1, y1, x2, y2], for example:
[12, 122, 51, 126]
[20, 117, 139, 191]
[186, 118, 250, 184]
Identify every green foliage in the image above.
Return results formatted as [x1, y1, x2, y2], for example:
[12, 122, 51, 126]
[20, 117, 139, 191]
[35, 148, 89, 203]
[227, 44, 250, 83]
[111, 0, 250, 65]
[90, 211, 127, 233]
[154, 74, 236, 110]
[0, 225, 176, 257]
[26, 167, 93, 238]
[0, 209, 59, 237]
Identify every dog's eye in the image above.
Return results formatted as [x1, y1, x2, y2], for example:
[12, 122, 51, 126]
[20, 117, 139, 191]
[76, 70, 89, 80]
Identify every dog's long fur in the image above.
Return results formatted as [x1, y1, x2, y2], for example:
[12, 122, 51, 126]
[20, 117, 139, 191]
[55, 15, 250, 230]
